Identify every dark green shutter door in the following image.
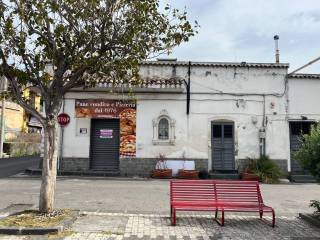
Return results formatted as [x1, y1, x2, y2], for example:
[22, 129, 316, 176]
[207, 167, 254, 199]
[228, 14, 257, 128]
[289, 121, 313, 173]
[212, 122, 235, 171]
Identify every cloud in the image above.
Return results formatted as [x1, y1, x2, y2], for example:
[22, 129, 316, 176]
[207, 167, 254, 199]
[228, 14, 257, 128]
[163, 0, 320, 73]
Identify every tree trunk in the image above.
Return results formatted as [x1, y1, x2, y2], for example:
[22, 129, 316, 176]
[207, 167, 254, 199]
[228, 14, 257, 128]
[39, 121, 59, 213]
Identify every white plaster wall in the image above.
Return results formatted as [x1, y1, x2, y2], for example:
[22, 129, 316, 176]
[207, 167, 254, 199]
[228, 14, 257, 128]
[265, 118, 290, 159]
[190, 67, 287, 94]
[136, 96, 188, 158]
[138, 65, 291, 169]
[61, 64, 294, 171]
[62, 98, 91, 158]
[139, 64, 287, 94]
[288, 77, 320, 120]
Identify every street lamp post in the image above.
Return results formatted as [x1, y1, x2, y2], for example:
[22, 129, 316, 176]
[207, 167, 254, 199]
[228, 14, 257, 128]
[0, 98, 4, 158]
[0, 76, 7, 158]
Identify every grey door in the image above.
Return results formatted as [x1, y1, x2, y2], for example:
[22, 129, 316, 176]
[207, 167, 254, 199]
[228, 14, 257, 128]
[289, 121, 314, 173]
[211, 122, 235, 171]
[90, 119, 120, 171]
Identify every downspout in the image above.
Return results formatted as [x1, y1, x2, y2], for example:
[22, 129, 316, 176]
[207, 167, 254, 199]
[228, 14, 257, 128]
[187, 61, 191, 115]
[183, 61, 191, 115]
[285, 75, 291, 172]
[263, 95, 266, 156]
[260, 95, 266, 157]
[183, 61, 191, 159]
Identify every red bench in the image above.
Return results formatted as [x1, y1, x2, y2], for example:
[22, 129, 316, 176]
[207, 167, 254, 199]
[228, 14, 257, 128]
[170, 180, 216, 226]
[170, 180, 275, 227]
[214, 180, 275, 227]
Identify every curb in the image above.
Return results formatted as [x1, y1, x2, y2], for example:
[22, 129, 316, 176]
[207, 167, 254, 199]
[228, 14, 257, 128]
[0, 226, 61, 235]
[299, 213, 320, 228]
[0, 210, 79, 235]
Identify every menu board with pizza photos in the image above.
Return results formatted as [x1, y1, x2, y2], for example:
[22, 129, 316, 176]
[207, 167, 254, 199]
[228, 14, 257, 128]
[75, 99, 136, 158]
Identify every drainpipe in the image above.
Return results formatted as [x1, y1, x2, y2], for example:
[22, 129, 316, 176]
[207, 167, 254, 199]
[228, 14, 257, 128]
[259, 95, 266, 157]
[186, 61, 191, 115]
[182, 61, 192, 159]
[183, 61, 191, 115]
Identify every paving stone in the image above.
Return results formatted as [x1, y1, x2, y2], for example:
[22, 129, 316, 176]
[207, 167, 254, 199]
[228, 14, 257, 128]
[71, 214, 128, 234]
[1, 213, 320, 239]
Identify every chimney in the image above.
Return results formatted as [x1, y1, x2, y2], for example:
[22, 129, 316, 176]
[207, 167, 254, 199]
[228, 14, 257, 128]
[274, 35, 280, 63]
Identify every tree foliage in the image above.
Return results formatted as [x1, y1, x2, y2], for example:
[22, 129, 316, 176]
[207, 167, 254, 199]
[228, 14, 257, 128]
[0, 0, 198, 125]
[294, 124, 320, 179]
[0, 0, 198, 213]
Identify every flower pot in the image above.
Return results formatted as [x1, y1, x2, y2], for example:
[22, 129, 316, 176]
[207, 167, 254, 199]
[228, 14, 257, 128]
[241, 172, 260, 181]
[151, 169, 172, 178]
[199, 170, 209, 179]
[177, 169, 199, 179]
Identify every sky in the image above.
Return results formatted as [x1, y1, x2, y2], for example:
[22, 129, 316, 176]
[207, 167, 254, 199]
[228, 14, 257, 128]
[161, 0, 320, 73]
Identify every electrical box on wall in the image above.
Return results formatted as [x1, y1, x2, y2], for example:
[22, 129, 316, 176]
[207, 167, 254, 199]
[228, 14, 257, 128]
[259, 128, 266, 139]
[79, 128, 87, 134]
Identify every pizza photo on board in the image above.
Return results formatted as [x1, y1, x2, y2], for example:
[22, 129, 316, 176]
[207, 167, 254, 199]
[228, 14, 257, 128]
[119, 108, 136, 157]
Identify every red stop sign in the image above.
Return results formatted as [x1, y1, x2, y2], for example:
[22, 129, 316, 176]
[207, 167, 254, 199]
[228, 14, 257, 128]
[57, 113, 70, 126]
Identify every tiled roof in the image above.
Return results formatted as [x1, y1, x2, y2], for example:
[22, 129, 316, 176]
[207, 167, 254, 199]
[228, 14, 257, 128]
[141, 60, 289, 68]
[88, 76, 185, 88]
[288, 73, 320, 79]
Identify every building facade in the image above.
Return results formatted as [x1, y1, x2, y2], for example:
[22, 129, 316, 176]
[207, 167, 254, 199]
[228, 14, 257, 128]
[59, 60, 320, 177]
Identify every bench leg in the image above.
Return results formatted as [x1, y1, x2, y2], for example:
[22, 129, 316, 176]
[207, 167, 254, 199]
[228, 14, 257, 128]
[259, 210, 263, 219]
[271, 209, 275, 228]
[214, 209, 225, 226]
[171, 208, 176, 226]
[261, 209, 275, 227]
[215, 209, 218, 219]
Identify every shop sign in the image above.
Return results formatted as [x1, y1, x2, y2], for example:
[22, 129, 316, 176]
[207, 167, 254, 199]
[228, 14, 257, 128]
[57, 113, 70, 126]
[100, 129, 113, 139]
[75, 99, 136, 158]
[75, 99, 136, 118]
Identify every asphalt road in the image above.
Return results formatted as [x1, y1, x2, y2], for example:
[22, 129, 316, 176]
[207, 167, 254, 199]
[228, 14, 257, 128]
[0, 156, 40, 178]
[0, 177, 319, 215]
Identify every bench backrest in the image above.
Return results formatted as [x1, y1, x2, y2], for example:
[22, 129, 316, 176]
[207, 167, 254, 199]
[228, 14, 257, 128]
[214, 180, 263, 205]
[170, 180, 264, 205]
[170, 180, 216, 203]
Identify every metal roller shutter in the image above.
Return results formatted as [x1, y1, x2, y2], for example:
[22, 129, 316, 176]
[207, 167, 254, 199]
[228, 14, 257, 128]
[90, 119, 120, 170]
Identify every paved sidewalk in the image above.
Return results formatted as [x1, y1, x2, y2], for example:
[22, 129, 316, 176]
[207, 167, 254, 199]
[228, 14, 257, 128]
[1, 211, 320, 240]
